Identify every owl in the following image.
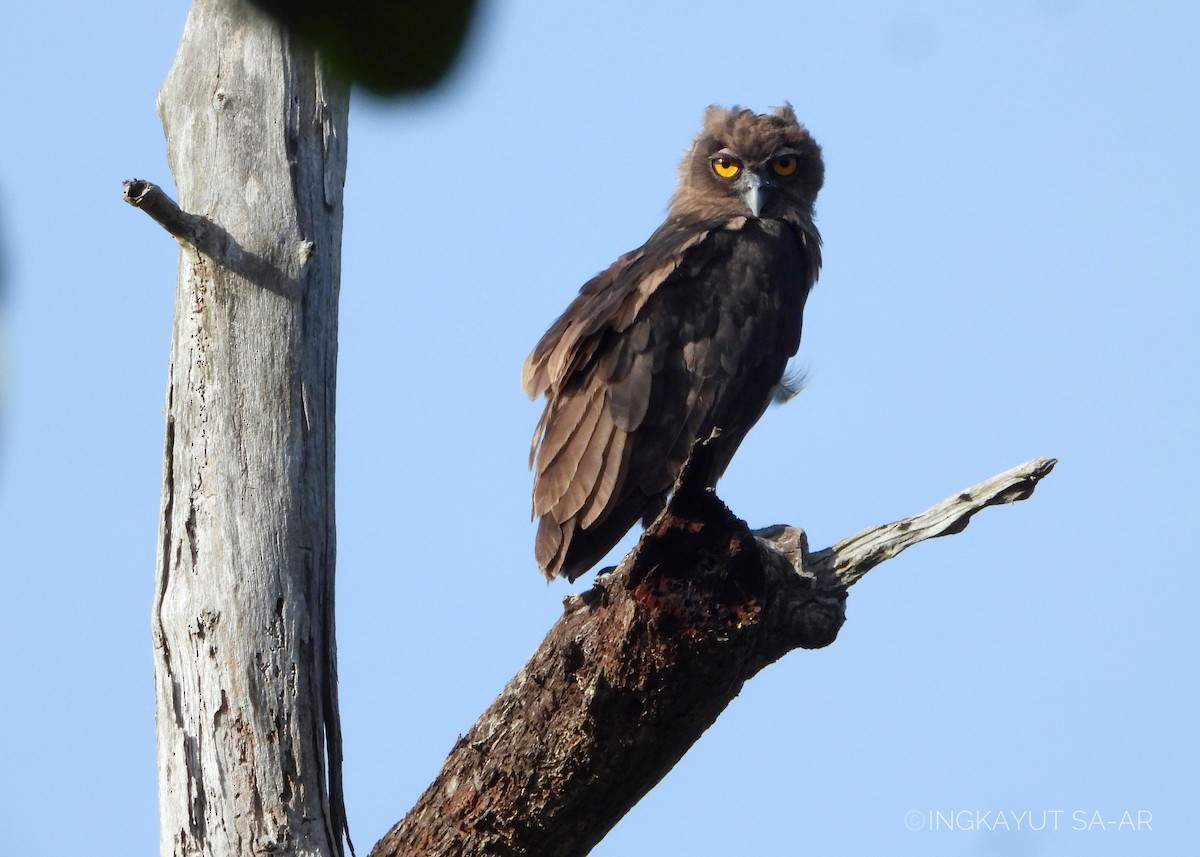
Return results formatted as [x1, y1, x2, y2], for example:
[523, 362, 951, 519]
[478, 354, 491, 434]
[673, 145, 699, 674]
[523, 104, 824, 581]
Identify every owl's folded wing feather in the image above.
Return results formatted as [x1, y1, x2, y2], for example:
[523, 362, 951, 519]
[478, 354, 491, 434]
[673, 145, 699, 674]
[523, 219, 729, 579]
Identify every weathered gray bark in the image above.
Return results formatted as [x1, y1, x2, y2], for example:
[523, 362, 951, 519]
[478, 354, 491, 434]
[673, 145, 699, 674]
[138, 1, 350, 854]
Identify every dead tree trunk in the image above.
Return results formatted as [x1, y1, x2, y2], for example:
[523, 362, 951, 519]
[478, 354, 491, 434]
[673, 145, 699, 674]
[127, 0, 350, 854]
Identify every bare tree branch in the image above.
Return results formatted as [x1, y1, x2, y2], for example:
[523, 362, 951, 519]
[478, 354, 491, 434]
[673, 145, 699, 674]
[123, 177, 306, 298]
[122, 179, 209, 247]
[760, 456, 1058, 588]
[369, 443, 1055, 857]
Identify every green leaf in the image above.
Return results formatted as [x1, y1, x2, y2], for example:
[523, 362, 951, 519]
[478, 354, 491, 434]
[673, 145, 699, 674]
[249, 0, 478, 94]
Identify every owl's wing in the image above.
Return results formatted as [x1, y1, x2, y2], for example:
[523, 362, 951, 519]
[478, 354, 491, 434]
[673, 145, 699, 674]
[522, 217, 716, 402]
[523, 216, 816, 580]
[522, 217, 718, 576]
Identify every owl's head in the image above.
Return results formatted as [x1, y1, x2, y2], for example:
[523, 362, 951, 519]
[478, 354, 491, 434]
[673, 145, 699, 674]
[671, 103, 824, 222]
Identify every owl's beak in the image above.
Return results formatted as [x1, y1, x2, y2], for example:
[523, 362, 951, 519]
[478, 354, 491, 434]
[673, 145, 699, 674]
[739, 173, 769, 218]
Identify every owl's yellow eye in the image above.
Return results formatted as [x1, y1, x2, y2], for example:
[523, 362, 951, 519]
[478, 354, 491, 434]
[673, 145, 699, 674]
[711, 156, 742, 179]
[772, 156, 798, 176]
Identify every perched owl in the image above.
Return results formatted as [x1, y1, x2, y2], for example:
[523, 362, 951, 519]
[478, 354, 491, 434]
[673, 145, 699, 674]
[523, 104, 824, 581]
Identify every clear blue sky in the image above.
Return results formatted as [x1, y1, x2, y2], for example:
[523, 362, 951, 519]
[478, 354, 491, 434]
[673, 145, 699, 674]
[1, 1, 1196, 855]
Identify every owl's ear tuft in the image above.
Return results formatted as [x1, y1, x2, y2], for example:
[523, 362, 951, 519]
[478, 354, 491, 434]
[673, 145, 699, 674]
[771, 102, 798, 124]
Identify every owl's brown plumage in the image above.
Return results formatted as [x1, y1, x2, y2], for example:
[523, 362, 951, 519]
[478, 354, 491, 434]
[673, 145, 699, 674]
[523, 104, 824, 580]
